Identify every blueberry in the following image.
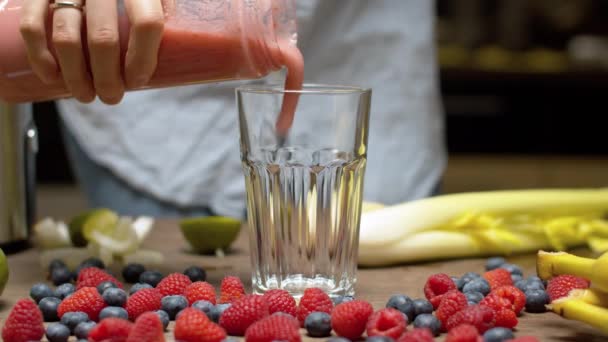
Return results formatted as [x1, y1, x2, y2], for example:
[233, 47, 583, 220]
[463, 272, 481, 279]
[525, 289, 549, 313]
[304, 312, 331, 337]
[48, 259, 67, 273]
[51, 266, 73, 286]
[511, 274, 523, 284]
[139, 270, 163, 287]
[60, 311, 89, 332]
[413, 313, 442, 336]
[465, 291, 484, 305]
[183, 266, 207, 282]
[485, 257, 506, 271]
[327, 338, 351, 342]
[161, 295, 189, 320]
[129, 282, 153, 295]
[45, 323, 71, 342]
[527, 276, 546, 289]
[97, 281, 118, 294]
[463, 278, 491, 296]
[366, 337, 394, 342]
[210, 303, 231, 323]
[483, 327, 514, 342]
[412, 299, 433, 316]
[500, 263, 523, 276]
[80, 257, 105, 269]
[333, 296, 355, 305]
[192, 300, 215, 319]
[39, 297, 62, 321]
[122, 263, 146, 284]
[156, 310, 170, 331]
[54, 283, 75, 300]
[516, 279, 544, 294]
[102, 287, 127, 307]
[30, 283, 54, 303]
[74, 321, 97, 339]
[386, 294, 415, 322]
[457, 273, 481, 291]
[99, 306, 129, 320]
[451, 276, 459, 286]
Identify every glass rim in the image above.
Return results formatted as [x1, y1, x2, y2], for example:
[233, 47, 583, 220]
[236, 83, 371, 95]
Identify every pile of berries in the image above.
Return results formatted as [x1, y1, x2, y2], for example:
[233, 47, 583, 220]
[1, 256, 588, 342]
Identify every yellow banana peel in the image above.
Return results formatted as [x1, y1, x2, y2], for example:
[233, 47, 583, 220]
[537, 250, 608, 293]
[549, 297, 608, 334]
[358, 189, 608, 266]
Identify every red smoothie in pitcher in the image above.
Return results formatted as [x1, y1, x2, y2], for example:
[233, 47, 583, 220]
[0, 0, 303, 130]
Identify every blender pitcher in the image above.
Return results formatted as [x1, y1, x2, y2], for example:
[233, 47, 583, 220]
[0, 0, 299, 103]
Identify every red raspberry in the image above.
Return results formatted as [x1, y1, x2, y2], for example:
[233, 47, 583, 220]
[1, 299, 45, 342]
[88, 317, 133, 342]
[490, 286, 526, 314]
[445, 305, 495, 333]
[219, 294, 269, 336]
[546, 275, 590, 301]
[445, 324, 482, 342]
[156, 272, 192, 296]
[330, 300, 374, 340]
[126, 311, 165, 342]
[244, 313, 301, 342]
[185, 281, 217, 305]
[435, 290, 468, 327]
[296, 288, 333, 325]
[263, 289, 297, 317]
[57, 287, 106, 321]
[366, 308, 408, 339]
[219, 276, 246, 303]
[174, 308, 227, 342]
[494, 308, 518, 329]
[506, 337, 540, 342]
[126, 288, 163, 320]
[479, 293, 512, 313]
[424, 273, 457, 309]
[396, 328, 434, 342]
[77, 267, 124, 290]
[483, 269, 513, 290]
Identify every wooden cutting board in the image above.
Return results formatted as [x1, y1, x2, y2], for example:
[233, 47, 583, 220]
[0, 220, 605, 341]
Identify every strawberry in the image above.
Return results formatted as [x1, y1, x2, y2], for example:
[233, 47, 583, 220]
[296, 288, 333, 325]
[156, 272, 192, 296]
[546, 275, 590, 301]
[88, 317, 133, 342]
[1, 299, 45, 342]
[126, 312, 165, 342]
[330, 300, 374, 340]
[185, 281, 217, 305]
[174, 308, 227, 342]
[263, 289, 297, 317]
[126, 288, 163, 320]
[445, 324, 482, 342]
[483, 269, 513, 290]
[77, 267, 123, 290]
[424, 273, 457, 309]
[57, 287, 106, 321]
[435, 290, 468, 327]
[219, 294, 269, 336]
[244, 313, 301, 342]
[445, 305, 495, 333]
[366, 308, 408, 339]
[219, 276, 246, 303]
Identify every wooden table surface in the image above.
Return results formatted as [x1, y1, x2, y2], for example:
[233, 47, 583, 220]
[0, 220, 605, 341]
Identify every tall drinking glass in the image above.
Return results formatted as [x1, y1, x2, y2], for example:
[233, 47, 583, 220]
[237, 84, 372, 298]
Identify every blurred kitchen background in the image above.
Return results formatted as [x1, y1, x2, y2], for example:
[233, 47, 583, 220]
[34, 0, 608, 217]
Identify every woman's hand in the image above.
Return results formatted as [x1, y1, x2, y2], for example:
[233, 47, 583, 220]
[20, 0, 165, 104]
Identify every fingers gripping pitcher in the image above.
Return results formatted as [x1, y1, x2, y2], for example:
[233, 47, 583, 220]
[0, 0, 303, 130]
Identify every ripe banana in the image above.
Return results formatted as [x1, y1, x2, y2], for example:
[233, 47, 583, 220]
[358, 189, 608, 266]
[537, 250, 608, 293]
[549, 297, 608, 334]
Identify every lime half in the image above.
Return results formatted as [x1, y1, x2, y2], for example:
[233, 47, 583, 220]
[180, 216, 242, 254]
[82, 209, 119, 242]
[0, 248, 9, 296]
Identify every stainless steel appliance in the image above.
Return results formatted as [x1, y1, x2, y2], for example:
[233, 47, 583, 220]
[0, 102, 37, 250]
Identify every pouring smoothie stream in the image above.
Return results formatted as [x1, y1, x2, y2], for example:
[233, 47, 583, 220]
[0, 0, 303, 132]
